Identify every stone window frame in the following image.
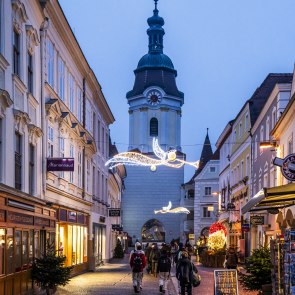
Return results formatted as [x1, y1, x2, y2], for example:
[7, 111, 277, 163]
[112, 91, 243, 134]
[12, 0, 28, 80]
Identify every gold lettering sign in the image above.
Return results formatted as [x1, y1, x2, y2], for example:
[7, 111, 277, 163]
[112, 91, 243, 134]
[7, 211, 34, 225]
[34, 217, 50, 227]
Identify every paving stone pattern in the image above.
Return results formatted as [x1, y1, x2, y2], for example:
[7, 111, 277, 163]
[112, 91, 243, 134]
[55, 255, 259, 295]
[56, 255, 176, 295]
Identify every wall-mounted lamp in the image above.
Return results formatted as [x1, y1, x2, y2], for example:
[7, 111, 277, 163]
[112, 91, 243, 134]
[212, 191, 219, 196]
[259, 141, 278, 149]
[207, 206, 214, 212]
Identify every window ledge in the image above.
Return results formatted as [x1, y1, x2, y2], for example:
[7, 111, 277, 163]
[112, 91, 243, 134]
[0, 53, 9, 70]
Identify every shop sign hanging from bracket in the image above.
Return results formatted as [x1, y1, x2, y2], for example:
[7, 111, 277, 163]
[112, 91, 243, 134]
[273, 154, 295, 181]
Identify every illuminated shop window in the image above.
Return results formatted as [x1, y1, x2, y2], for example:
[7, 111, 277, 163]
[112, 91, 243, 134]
[56, 224, 87, 266]
[6, 228, 13, 274]
[22, 231, 29, 268]
[0, 228, 4, 275]
[15, 230, 21, 272]
[34, 231, 39, 258]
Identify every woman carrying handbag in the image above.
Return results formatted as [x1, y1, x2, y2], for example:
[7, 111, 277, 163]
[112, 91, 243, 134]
[176, 251, 199, 295]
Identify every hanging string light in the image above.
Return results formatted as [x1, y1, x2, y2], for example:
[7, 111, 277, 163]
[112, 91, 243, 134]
[105, 138, 200, 169]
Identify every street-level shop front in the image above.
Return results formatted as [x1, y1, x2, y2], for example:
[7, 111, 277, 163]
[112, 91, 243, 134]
[93, 221, 106, 267]
[0, 188, 56, 295]
[55, 207, 89, 275]
[242, 183, 295, 295]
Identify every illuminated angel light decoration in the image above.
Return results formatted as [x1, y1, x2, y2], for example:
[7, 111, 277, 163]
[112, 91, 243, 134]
[105, 138, 200, 169]
[154, 201, 190, 214]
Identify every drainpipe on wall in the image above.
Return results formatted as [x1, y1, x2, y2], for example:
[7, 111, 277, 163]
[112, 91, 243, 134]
[82, 78, 86, 199]
[40, 17, 49, 197]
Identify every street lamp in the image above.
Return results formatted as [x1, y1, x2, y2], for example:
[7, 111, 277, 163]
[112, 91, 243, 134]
[259, 141, 277, 149]
[207, 206, 214, 212]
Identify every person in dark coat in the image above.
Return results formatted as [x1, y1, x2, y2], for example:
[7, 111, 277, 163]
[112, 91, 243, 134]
[157, 249, 171, 293]
[149, 243, 160, 277]
[176, 251, 198, 295]
[225, 246, 238, 269]
[144, 243, 152, 273]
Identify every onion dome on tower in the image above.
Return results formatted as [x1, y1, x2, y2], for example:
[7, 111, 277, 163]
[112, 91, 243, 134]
[127, 0, 183, 99]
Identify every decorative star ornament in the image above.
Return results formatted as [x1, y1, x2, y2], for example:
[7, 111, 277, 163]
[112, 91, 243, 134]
[154, 201, 190, 214]
[105, 138, 200, 169]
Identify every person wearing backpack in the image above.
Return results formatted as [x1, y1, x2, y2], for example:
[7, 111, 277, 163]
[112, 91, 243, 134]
[176, 251, 198, 295]
[130, 243, 146, 293]
[157, 249, 171, 294]
[149, 243, 160, 277]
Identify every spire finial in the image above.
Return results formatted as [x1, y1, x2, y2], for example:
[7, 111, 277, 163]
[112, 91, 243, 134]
[207, 128, 209, 135]
[154, 0, 158, 10]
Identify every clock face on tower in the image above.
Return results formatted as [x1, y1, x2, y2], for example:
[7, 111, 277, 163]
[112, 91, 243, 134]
[147, 90, 162, 106]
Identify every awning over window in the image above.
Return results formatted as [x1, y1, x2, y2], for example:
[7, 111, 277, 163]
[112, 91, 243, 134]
[241, 183, 295, 214]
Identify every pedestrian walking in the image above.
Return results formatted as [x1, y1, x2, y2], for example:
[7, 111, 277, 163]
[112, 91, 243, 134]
[157, 249, 171, 293]
[170, 240, 179, 266]
[225, 246, 238, 269]
[130, 243, 146, 293]
[144, 243, 152, 274]
[176, 251, 198, 295]
[150, 243, 160, 277]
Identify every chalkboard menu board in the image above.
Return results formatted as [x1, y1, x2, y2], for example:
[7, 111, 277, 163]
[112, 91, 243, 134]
[214, 269, 238, 295]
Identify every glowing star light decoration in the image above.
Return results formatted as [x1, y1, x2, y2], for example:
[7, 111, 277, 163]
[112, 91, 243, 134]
[105, 138, 200, 169]
[154, 201, 190, 214]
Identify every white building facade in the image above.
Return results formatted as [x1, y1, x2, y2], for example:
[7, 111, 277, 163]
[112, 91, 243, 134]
[0, 0, 119, 293]
[122, 2, 184, 244]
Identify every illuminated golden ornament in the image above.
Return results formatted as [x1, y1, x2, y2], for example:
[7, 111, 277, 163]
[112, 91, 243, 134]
[207, 231, 226, 252]
[167, 151, 177, 162]
[105, 138, 200, 169]
[150, 165, 157, 172]
[154, 201, 190, 214]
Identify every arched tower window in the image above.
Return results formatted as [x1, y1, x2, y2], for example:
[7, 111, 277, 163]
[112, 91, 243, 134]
[150, 117, 158, 137]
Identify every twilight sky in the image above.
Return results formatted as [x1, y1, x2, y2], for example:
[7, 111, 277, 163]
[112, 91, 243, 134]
[59, 0, 295, 181]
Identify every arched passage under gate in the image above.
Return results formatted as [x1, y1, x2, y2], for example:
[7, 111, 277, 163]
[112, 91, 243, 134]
[141, 219, 165, 242]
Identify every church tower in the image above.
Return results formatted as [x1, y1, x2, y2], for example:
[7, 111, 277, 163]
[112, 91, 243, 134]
[127, 0, 184, 153]
[122, 0, 184, 244]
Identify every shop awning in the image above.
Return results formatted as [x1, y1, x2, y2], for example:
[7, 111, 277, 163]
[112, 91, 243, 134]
[241, 183, 295, 214]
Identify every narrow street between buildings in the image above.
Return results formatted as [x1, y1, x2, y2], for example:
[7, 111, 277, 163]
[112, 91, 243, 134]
[54, 254, 258, 295]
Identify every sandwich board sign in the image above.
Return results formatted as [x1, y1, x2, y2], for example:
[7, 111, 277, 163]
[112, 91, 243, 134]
[214, 269, 238, 295]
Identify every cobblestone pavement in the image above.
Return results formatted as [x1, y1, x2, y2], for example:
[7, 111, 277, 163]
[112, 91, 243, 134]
[55, 255, 259, 295]
[56, 255, 177, 295]
[187, 263, 259, 295]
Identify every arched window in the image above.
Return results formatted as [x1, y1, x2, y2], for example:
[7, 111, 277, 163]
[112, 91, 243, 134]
[150, 117, 158, 137]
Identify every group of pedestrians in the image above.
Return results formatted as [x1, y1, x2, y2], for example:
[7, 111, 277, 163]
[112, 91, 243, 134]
[129, 240, 198, 295]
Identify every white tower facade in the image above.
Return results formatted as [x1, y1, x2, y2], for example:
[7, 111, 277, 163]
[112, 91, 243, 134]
[122, 2, 185, 244]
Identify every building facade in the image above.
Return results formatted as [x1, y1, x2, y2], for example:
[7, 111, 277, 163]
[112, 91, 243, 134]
[0, 0, 120, 293]
[193, 150, 220, 241]
[250, 77, 292, 251]
[215, 121, 233, 247]
[122, 2, 184, 244]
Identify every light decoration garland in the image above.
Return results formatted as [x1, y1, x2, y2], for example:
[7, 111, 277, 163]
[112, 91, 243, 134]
[105, 138, 200, 169]
[207, 231, 226, 252]
[207, 222, 227, 252]
[154, 201, 190, 214]
[209, 222, 227, 237]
